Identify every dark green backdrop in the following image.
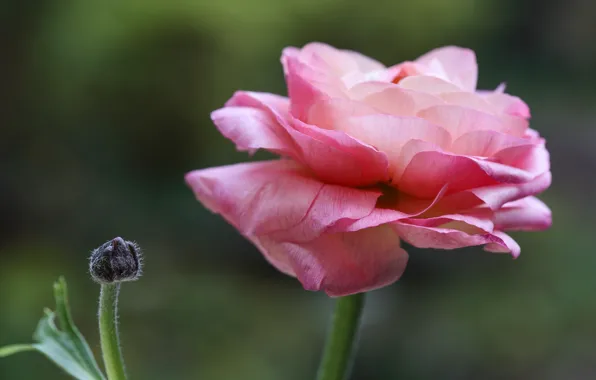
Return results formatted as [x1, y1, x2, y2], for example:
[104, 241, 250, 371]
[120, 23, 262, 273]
[2, 0, 595, 379]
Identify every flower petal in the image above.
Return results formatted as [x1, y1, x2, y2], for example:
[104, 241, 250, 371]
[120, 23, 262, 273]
[491, 142, 550, 175]
[451, 130, 534, 157]
[418, 105, 527, 139]
[493, 196, 552, 231]
[290, 117, 391, 186]
[395, 149, 536, 198]
[257, 226, 408, 296]
[350, 82, 445, 117]
[211, 105, 296, 156]
[333, 114, 451, 177]
[392, 220, 520, 257]
[415, 46, 478, 91]
[265, 183, 384, 243]
[432, 171, 552, 212]
[298, 42, 386, 75]
[185, 160, 324, 237]
[282, 49, 347, 120]
[484, 231, 521, 258]
[186, 159, 400, 254]
[482, 92, 531, 118]
[398, 75, 462, 94]
[223, 91, 390, 186]
[440, 92, 495, 113]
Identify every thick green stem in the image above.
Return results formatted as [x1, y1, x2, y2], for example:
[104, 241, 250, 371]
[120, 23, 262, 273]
[316, 293, 366, 380]
[98, 284, 127, 380]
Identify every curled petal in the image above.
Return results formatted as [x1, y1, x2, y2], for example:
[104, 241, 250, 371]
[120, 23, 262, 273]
[434, 171, 552, 212]
[186, 159, 401, 247]
[392, 220, 520, 257]
[186, 161, 408, 296]
[186, 161, 324, 236]
[396, 149, 536, 198]
[484, 231, 521, 258]
[282, 50, 347, 120]
[493, 196, 552, 231]
[290, 117, 391, 186]
[257, 226, 408, 296]
[491, 142, 550, 175]
[337, 184, 450, 232]
[211, 106, 295, 156]
[222, 91, 390, 186]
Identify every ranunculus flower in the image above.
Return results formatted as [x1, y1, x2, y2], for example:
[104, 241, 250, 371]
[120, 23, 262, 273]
[186, 43, 551, 296]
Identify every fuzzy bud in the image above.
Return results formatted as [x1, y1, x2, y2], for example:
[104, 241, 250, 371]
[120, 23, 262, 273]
[89, 237, 143, 284]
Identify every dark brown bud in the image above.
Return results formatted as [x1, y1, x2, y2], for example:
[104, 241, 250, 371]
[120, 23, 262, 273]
[89, 237, 143, 284]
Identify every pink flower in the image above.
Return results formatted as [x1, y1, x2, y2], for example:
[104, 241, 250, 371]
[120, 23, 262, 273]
[186, 43, 551, 296]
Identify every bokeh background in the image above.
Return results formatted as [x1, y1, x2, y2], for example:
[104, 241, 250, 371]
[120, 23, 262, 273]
[2, 0, 596, 379]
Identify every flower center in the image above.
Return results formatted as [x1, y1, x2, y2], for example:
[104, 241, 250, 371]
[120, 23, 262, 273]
[390, 62, 418, 84]
[375, 183, 401, 209]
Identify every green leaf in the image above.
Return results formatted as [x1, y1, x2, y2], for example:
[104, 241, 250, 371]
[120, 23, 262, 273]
[0, 277, 106, 380]
[51, 277, 106, 378]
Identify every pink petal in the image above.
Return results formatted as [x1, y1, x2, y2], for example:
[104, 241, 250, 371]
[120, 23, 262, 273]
[415, 46, 478, 91]
[307, 97, 378, 128]
[290, 117, 391, 186]
[335, 114, 451, 176]
[250, 235, 296, 277]
[224, 91, 390, 187]
[289, 43, 387, 88]
[385, 61, 423, 83]
[476, 82, 506, 96]
[482, 92, 531, 119]
[350, 82, 445, 117]
[399, 75, 462, 94]
[337, 184, 450, 232]
[392, 220, 520, 257]
[282, 50, 347, 120]
[524, 128, 544, 142]
[185, 161, 324, 236]
[186, 160, 396, 242]
[440, 92, 496, 113]
[451, 130, 535, 157]
[403, 211, 495, 234]
[493, 196, 552, 231]
[395, 149, 536, 198]
[484, 231, 521, 258]
[434, 171, 552, 211]
[265, 183, 384, 243]
[257, 226, 408, 297]
[211, 106, 295, 156]
[307, 99, 451, 164]
[418, 105, 527, 139]
[299, 42, 386, 75]
[491, 142, 550, 176]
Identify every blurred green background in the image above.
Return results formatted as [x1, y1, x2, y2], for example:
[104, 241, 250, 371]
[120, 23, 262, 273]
[1, 0, 595, 379]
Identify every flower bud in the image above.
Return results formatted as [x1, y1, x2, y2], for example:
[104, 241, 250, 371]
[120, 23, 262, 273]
[89, 237, 143, 284]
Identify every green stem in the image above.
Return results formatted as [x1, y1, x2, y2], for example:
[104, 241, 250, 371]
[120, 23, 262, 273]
[316, 293, 366, 380]
[98, 284, 127, 380]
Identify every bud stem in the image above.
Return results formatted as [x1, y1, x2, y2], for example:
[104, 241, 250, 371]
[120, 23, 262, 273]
[98, 284, 127, 380]
[316, 293, 366, 380]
